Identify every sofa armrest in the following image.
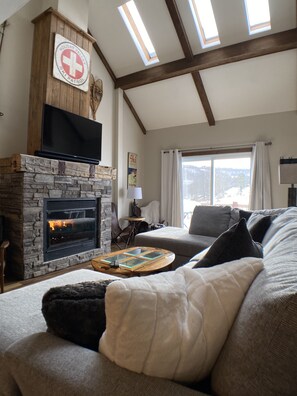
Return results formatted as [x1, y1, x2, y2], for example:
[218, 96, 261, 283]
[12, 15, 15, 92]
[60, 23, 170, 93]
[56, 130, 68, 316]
[5, 332, 203, 396]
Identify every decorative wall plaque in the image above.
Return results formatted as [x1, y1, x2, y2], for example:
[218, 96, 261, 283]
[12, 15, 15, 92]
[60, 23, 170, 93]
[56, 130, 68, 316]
[53, 33, 90, 92]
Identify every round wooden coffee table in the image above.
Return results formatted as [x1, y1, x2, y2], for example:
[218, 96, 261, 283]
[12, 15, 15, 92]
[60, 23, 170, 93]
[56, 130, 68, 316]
[91, 246, 175, 277]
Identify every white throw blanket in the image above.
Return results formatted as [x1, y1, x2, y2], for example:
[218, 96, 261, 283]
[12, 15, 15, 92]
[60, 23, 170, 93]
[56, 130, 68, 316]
[99, 258, 263, 382]
[140, 200, 160, 224]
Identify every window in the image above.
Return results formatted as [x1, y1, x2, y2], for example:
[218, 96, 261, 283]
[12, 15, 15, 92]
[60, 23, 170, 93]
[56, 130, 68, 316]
[118, 0, 159, 66]
[189, 0, 220, 49]
[182, 152, 251, 228]
[244, 0, 271, 35]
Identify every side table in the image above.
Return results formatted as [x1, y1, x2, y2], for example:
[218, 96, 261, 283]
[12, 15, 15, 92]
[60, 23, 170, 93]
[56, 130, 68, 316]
[122, 216, 145, 246]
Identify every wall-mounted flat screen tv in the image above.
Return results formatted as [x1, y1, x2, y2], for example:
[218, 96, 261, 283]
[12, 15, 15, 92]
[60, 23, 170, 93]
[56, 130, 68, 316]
[36, 104, 102, 165]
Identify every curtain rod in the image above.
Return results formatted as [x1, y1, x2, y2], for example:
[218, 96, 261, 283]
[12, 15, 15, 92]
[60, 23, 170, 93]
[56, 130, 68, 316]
[162, 141, 272, 154]
[180, 141, 272, 153]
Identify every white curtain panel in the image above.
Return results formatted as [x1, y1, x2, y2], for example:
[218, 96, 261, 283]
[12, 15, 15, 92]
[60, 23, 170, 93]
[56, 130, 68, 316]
[161, 149, 183, 227]
[249, 141, 272, 210]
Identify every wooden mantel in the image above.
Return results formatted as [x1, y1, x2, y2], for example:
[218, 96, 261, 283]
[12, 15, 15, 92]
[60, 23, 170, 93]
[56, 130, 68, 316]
[0, 154, 117, 180]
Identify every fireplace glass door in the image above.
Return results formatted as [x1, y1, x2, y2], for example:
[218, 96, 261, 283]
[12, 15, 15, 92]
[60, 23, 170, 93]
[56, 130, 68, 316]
[44, 199, 98, 261]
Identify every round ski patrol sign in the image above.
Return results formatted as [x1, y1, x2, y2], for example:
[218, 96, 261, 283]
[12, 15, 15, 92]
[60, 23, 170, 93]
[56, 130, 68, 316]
[53, 34, 90, 92]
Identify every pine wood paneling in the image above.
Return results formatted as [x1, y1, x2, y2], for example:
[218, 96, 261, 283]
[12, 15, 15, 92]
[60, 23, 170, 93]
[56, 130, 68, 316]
[27, 8, 95, 155]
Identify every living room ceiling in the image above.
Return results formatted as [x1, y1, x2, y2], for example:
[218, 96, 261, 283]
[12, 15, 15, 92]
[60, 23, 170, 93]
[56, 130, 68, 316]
[88, 0, 297, 133]
[2, 0, 297, 133]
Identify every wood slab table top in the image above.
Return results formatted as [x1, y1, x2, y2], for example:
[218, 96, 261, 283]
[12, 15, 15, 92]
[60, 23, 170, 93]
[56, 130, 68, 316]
[91, 246, 175, 277]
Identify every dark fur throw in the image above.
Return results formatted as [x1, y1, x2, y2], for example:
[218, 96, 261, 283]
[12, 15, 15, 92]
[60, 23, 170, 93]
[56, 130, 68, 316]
[42, 279, 115, 351]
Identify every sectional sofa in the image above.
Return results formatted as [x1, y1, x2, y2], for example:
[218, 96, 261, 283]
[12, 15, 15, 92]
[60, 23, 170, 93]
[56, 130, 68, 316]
[0, 206, 297, 396]
[135, 205, 244, 267]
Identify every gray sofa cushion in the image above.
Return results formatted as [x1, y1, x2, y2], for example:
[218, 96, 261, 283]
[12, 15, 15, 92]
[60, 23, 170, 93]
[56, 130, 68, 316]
[189, 206, 231, 237]
[5, 333, 202, 396]
[135, 227, 216, 259]
[211, 207, 297, 396]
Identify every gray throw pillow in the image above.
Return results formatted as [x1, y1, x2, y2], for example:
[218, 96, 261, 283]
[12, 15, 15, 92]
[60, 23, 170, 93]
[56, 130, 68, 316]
[42, 279, 115, 351]
[193, 218, 263, 268]
[189, 205, 231, 237]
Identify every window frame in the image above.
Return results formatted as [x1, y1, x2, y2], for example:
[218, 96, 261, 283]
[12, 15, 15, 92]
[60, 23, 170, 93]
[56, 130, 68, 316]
[118, 0, 159, 66]
[244, 0, 271, 35]
[182, 148, 252, 207]
[188, 0, 221, 49]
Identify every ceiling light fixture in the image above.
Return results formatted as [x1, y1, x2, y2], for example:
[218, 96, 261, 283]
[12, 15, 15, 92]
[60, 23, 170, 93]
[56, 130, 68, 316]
[118, 0, 159, 66]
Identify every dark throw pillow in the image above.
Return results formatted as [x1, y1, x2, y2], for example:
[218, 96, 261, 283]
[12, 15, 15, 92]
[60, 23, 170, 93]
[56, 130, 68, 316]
[193, 218, 263, 269]
[42, 279, 115, 351]
[239, 209, 253, 222]
[248, 215, 273, 243]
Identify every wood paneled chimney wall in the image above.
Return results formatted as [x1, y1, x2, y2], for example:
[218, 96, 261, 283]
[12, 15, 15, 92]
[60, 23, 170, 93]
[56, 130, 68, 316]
[27, 8, 95, 155]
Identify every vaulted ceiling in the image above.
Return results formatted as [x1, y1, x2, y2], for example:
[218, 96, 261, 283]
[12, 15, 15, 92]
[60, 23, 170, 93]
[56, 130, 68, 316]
[88, 0, 297, 133]
[2, 0, 297, 133]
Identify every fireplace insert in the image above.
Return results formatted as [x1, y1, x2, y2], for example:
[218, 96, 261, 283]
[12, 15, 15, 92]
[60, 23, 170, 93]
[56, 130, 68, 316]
[44, 199, 99, 261]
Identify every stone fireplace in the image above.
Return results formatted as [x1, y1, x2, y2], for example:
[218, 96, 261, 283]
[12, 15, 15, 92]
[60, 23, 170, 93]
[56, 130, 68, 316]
[0, 154, 116, 280]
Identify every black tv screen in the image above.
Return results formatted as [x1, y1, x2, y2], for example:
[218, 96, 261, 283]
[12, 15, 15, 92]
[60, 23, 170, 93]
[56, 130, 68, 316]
[37, 104, 102, 164]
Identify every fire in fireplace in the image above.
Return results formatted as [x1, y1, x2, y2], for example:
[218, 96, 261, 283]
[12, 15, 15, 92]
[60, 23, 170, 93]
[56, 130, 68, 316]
[44, 198, 99, 261]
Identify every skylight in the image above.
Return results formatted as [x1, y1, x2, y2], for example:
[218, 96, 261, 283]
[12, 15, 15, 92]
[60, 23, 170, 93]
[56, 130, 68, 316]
[189, 0, 220, 49]
[244, 0, 271, 35]
[118, 0, 159, 66]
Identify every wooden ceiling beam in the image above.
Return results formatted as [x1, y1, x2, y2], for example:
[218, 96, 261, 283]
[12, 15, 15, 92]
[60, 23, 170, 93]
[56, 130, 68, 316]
[165, 0, 215, 126]
[123, 92, 146, 134]
[115, 28, 297, 90]
[88, 29, 147, 134]
[191, 71, 215, 125]
[165, 0, 193, 59]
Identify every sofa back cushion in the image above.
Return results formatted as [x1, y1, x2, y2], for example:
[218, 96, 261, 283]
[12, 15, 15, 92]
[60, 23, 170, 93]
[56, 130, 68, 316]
[211, 207, 297, 396]
[189, 205, 231, 237]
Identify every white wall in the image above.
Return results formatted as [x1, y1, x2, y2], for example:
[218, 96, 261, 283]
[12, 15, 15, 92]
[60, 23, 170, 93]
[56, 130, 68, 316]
[58, 0, 88, 30]
[143, 111, 297, 209]
[90, 52, 115, 167]
[121, 100, 145, 217]
[0, 0, 40, 157]
[113, 90, 145, 220]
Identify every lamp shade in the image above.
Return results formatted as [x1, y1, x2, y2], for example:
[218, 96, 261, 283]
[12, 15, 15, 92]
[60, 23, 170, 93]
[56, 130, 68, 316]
[279, 158, 297, 185]
[127, 186, 142, 200]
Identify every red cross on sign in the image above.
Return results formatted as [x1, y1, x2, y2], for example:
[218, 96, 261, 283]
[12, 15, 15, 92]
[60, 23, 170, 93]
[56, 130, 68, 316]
[53, 34, 90, 92]
[61, 49, 84, 79]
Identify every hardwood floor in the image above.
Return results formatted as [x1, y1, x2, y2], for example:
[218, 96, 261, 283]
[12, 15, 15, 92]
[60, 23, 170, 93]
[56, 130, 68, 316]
[3, 243, 124, 293]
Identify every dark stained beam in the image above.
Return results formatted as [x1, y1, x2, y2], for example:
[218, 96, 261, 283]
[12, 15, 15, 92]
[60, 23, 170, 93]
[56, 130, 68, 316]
[123, 92, 146, 134]
[88, 29, 146, 134]
[115, 28, 297, 90]
[191, 72, 215, 126]
[165, 0, 193, 59]
[165, 0, 215, 126]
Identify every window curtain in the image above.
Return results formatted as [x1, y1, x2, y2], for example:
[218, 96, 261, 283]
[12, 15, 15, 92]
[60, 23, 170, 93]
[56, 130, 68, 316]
[249, 141, 272, 210]
[161, 149, 183, 227]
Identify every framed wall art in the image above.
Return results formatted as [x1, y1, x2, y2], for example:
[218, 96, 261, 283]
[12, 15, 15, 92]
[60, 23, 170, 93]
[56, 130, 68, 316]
[128, 152, 137, 187]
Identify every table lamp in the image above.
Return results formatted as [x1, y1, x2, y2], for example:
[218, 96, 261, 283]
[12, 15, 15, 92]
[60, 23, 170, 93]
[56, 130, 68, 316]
[127, 186, 142, 216]
[279, 158, 297, 207]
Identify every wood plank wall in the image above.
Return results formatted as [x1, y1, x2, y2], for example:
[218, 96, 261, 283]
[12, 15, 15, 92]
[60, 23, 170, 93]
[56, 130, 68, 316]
[27, 8, 95, 155]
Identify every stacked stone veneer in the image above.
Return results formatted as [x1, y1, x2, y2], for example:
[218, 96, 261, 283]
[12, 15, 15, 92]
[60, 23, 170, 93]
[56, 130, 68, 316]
[0, 154, 116, 280]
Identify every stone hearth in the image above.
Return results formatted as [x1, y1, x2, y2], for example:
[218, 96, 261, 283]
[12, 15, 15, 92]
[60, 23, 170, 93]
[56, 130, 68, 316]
[0, 154, 116, 280]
